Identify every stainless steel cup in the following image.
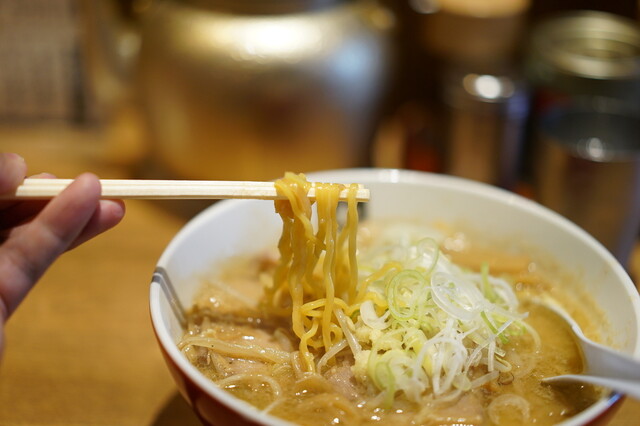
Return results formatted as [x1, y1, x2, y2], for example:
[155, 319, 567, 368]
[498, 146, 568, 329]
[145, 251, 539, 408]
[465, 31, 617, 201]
[534, 104, 640, 266]
[442, 66, 529, 189]
[527, 11, 640, 266]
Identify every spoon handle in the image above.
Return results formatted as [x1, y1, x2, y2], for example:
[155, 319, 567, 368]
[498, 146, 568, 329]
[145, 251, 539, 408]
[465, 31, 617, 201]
[581, 338, 640, 381]
[544, 338, 640, 399]
[535, 298, 640, 398]
[544, 374, 640, 400]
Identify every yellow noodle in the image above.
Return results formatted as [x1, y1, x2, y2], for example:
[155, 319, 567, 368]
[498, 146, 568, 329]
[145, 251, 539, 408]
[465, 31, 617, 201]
[267, 172, 360, 372]
[297, 393, 361, 423]
[299, 319, 320, 370]
[301, 298, 350, 316]
[181, 337, 290, 364]
[216, 373, 283, 399]
[356, 261, 403, 303]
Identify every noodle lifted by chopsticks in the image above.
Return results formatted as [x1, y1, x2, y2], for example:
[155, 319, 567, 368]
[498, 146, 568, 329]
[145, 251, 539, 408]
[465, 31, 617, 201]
[265, 172, 361, 372]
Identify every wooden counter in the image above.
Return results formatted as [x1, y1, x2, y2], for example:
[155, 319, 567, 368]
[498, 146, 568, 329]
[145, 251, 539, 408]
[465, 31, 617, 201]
[0, 125, 200, 425]
[0, 124, 638, 425]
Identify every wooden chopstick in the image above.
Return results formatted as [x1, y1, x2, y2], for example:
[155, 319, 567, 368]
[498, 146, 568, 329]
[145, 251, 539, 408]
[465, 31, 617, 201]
[1, 179, 370, 202]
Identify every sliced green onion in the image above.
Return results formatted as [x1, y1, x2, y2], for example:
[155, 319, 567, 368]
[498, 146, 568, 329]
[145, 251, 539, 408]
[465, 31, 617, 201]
[349, 225, 533, 404]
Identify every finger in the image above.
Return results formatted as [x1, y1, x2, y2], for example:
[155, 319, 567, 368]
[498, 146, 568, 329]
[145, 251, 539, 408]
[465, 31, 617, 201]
[0, 173, 59, 231]
[67, 199, 125, 250]
[0, 200, 125, 249]
[0, 200, 49, 233]
[27, 172, 56, 179]
[0, 173, 102, 319]
[0, 153, 28, 211]
[0, 153, 27, 194]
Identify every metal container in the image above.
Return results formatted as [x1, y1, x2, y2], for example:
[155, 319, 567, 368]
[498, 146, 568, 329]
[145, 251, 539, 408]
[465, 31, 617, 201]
[528, 11, 640, 266]
[410, 0, 531, 188]
[441, 65, 529, 189]
[415, 0, 530, 67]
[535, 105, 640, 267]
[526, 11, 640, 111]
[136, 0, 394, 181]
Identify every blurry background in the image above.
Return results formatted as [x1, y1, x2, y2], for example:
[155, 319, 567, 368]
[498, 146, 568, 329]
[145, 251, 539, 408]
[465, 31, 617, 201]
[1, 0, 639, 259]
[0, 2, 640, 425]
[0, 1, 637, 176]
[0, 1, 637, 175]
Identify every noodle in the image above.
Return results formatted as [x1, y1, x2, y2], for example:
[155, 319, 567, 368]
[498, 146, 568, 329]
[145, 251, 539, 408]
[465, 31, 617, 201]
[265, 172, 360, 372]
[296, 393, 361, 423]
[178, 172, 605, 426]
[179, 336, 290, 363]
[216, 373, 283, 400]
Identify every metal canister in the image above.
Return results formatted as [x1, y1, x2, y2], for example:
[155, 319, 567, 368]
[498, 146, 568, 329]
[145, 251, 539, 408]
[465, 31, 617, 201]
[136, 0, 394, 181]
[441, 65, 529, 189]
[526, 10, 640, 112]
[416, 0, 530, 67]
[409, 0, 531, 188]
[527, 11, 640, 266]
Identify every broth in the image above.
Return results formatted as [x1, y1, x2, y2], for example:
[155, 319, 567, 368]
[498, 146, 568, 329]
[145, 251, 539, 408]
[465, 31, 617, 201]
[179, 221, 605, 426]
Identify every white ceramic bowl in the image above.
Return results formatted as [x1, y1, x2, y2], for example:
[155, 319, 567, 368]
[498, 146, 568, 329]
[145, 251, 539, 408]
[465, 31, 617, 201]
[150, 169, 640, 425]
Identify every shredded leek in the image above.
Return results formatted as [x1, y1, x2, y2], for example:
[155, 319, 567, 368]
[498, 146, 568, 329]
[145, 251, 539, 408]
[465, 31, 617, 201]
[349, 232, 535, 404]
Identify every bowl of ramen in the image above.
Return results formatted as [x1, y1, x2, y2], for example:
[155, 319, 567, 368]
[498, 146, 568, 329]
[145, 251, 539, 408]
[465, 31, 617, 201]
[150, 169, 640, 426]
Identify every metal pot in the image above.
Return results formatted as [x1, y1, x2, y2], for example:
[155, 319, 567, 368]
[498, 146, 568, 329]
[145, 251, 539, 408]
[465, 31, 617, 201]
[135, 0, 394, 180]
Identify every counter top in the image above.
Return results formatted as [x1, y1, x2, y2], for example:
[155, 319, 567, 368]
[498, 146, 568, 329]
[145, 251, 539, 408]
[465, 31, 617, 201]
[0, 125, 200, 425]
[0, 124, 638, 425]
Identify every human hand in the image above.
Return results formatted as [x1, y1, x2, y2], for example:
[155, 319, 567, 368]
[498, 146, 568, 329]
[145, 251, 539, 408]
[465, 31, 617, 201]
[0, 153, 125, 354]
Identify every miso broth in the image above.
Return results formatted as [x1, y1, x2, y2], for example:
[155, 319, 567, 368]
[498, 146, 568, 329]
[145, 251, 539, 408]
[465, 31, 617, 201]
[179, 221, 605, 426]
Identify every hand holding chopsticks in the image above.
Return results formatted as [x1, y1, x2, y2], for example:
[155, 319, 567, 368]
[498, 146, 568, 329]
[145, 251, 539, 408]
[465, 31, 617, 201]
[2, 179, 370, 202]
[0, 160, 126, 337]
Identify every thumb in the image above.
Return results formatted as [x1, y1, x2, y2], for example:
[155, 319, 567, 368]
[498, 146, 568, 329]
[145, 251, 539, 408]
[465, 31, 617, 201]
[0, 153, 27, 194]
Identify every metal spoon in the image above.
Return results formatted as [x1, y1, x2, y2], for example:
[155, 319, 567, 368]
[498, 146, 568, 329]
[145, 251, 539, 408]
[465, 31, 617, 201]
[534, 298, 640, 399]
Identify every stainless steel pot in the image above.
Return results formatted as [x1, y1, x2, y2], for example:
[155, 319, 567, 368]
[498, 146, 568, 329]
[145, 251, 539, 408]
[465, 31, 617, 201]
[135, 0, 394, 180]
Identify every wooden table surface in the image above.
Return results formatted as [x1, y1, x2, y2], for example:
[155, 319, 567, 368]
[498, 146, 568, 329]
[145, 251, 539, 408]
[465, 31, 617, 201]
[0, 124, 639, 425]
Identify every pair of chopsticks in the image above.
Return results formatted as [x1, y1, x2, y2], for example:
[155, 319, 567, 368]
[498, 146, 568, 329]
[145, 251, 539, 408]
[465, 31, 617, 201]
[0, 179, 370, 202]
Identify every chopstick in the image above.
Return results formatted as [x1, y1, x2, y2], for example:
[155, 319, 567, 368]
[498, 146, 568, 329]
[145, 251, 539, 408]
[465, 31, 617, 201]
[1, 179, 370, 202]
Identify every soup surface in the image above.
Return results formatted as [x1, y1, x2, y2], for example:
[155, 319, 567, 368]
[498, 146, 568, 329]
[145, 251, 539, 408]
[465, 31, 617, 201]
[179, 220, 605, 426]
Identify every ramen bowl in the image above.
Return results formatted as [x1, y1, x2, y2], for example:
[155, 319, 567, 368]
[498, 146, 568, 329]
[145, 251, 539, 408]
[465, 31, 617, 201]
[150, 168, 640, 425]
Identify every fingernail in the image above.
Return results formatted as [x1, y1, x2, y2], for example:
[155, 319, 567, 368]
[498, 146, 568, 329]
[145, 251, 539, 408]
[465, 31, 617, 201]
[2, 152, 25, 166]
[29, 172, 56, 179]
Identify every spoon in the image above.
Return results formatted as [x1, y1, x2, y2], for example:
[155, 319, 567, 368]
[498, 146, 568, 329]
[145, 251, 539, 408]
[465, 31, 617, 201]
[534, 298, 640, 399]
